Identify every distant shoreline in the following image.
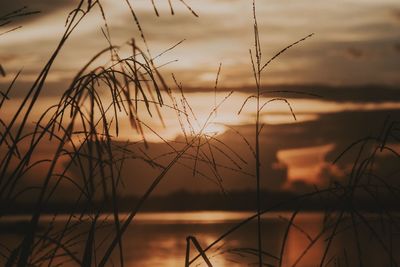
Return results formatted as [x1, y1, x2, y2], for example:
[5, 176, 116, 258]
[2, 190, 398, 215]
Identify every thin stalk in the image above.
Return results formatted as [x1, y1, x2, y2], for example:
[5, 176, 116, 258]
[251, 1, 263, 265]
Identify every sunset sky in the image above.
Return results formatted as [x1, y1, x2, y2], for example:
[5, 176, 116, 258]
[1, 0, 400, 87]
[1, 0, 400, 197]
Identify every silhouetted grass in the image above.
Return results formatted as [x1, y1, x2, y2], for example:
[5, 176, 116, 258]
[184, 1, 400, 267]
[0, 1, 201, 266]
[1, 0, 399, 266]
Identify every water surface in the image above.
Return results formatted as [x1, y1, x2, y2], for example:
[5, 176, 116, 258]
[1, 211, 399, 266]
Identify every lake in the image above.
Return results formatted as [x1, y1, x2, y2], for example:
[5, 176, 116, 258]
[1, 211, 399, 266]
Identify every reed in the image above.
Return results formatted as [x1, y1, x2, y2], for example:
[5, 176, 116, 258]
[184, 1, 399, 267]
[1, 0, 399, 266]
[0, 1, 198, 265]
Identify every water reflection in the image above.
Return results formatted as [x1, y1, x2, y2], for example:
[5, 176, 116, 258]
[134, 211, 254, 224]
[117, 211, 400, 266]
[282, 213, 324, 267]
[1, 211, 399, 266]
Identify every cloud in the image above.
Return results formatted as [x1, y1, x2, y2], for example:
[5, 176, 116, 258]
[392, 9, 400, 22]
[1, 0, 400, 90]
[62, 108, 400, 197]
[345, 47, 364, 59]
[3, 0, 400, 203]
[175, 84, 400, 103]
[0, 0, 73, 23]
[394, 43, 400, 53]
[7, 105, 400, 204]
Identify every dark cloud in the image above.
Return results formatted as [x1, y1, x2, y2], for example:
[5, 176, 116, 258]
[393, 9, 400, 22]
[0, 64, 5, 77]
[394, 43, 400, 53]
[182, 84, 400, 103]
[4, 79, 400, 102]
[0, 0, 75, 21]
[0, 79, 70, 98]
[64, 108, 400, 198]
[345, 47, 364, 59]
[0, 1, 77, 46]
[8, 106, 400, 204]
[65, 133, 288, 198]
[2, 1, 400, 88]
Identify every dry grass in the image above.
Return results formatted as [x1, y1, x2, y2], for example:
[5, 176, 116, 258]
[1, 0, 399, 267]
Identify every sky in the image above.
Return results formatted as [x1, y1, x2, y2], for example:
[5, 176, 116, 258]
[1, 0, 400, 199]
[1, 0, 400, 88]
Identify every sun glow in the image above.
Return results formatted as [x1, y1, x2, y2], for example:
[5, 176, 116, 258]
[201, 122, 226, 135]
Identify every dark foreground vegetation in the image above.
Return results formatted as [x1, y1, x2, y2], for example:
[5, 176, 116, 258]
[1, 1, 400, 266]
